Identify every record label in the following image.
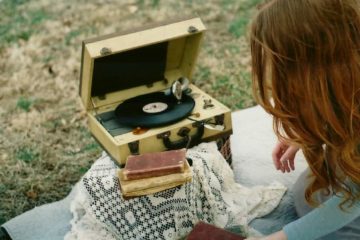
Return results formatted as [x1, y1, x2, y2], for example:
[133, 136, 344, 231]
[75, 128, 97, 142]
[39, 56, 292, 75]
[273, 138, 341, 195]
[142, 102, 168, 113]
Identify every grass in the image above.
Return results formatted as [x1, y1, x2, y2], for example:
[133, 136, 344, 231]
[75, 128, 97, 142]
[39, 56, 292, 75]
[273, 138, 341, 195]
[15, 146, 39, 163]
[228, 0, 263, 38]
[0, 1, 50, 46]
[0, 0, 260, 225]
[16, 97, 33, 112]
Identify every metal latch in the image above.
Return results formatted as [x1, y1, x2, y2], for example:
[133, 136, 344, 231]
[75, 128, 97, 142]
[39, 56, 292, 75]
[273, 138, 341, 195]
[128, 141, 139, 155]
[215, 114, 225, 125]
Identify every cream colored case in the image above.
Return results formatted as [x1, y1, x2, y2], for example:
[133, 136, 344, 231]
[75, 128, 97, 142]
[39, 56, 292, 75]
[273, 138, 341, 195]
[79, 17, 232, 165]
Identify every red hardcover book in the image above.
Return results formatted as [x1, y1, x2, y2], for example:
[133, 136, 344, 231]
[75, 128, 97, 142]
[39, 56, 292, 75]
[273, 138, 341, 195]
[187, 222, 245, 240]
[123, 149, 186, 180]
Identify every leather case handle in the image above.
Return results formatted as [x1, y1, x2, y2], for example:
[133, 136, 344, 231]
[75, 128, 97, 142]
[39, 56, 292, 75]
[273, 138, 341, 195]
[157, 123, 205, 150]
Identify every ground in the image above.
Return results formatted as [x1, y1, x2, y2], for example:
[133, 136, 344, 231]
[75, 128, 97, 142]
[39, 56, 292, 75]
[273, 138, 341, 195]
[0, 0, 261, 224]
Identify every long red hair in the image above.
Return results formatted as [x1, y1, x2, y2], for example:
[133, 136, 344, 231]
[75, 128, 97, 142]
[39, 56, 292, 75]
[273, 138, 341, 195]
[250, 0, 360, 208]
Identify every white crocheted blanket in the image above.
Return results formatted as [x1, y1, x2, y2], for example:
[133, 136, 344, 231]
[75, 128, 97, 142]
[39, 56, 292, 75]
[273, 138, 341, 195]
[65, 142, 286, 240]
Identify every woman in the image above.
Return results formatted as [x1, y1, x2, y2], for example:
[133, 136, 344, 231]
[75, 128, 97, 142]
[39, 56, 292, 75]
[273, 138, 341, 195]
[247, 0, 360, 239]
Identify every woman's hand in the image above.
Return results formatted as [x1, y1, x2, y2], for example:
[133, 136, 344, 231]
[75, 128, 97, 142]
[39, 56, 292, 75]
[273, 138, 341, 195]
[245, 230, 288, 240]
[272, 141, 300, 173]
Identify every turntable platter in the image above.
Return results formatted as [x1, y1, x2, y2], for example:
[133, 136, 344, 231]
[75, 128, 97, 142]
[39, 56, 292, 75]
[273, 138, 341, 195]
[115, 92, 195, 128]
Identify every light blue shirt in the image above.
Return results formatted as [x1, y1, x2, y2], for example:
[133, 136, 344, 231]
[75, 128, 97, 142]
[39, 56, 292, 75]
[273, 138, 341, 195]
[283, 193, 360, 240]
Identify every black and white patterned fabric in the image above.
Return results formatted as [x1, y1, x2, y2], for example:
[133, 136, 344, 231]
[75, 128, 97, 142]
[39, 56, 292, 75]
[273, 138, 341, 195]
[65, 142, 286, 240]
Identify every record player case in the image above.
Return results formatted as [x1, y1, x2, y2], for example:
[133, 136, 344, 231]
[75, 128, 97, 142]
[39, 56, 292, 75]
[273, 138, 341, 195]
[79, 16, 233, 165]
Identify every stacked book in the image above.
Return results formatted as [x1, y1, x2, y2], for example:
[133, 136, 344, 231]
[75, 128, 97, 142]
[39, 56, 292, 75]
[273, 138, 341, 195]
[118, 148, 192, 197]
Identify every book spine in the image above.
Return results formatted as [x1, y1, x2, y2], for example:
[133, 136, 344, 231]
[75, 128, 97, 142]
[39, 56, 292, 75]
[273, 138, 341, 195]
[123, 164, 184, 180]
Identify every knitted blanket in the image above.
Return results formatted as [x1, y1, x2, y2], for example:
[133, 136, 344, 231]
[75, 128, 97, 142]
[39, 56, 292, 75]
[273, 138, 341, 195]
[65, 142, 286, 240]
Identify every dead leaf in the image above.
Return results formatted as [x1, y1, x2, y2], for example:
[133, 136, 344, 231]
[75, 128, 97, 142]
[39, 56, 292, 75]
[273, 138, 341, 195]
[26, 190, 38, 200]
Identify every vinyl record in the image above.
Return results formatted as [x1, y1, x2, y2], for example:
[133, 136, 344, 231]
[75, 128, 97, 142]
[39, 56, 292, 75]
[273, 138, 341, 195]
[115, 92, 195, 128]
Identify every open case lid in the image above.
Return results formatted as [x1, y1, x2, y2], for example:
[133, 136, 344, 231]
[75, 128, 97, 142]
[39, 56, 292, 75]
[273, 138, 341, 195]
[79, 16, 206, 111]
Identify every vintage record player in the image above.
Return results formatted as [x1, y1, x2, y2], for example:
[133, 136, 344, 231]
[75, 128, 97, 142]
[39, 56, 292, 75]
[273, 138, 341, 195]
[79, 16, 233, 165]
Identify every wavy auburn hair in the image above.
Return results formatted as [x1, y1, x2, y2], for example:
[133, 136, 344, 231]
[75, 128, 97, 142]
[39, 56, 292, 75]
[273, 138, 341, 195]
[251, 0, 360, 208]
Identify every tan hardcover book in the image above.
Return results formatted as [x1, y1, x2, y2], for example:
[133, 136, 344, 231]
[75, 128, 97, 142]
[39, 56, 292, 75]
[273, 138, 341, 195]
[123, 148, 186, 180]
[118, 160, 192, 197]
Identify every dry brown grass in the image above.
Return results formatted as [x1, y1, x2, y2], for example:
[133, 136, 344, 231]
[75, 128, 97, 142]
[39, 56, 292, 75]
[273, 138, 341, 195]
[0, 0, 260, 224]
